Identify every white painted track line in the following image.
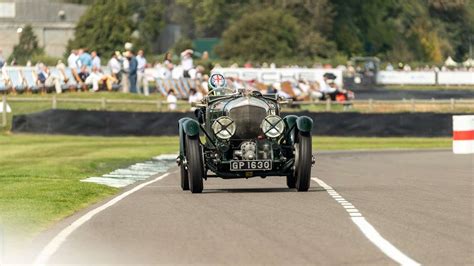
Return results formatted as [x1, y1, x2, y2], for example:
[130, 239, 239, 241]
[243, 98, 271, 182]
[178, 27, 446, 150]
[312, 177, 420, 266]
[34, 172, 170, 266]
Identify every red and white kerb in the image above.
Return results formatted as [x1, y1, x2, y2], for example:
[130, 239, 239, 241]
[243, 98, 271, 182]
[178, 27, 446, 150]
[452, 115, 474, 154]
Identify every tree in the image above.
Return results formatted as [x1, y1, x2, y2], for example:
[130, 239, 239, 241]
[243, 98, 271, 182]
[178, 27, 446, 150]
[8, 25, 44, 65]
[68, 0, 165, 56]
[216, 8, 301, 60]
[67, 0, 133, 56]
[176, 0, 246, 37]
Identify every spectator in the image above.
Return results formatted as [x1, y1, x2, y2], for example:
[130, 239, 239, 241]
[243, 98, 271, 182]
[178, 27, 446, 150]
[201, 51, 209, 61]
[167, 90, 177, 110]
[188, 88, 203, 103]
[188, 88, 203, 111]
[84, 66, 116, 92]
[56, 60, 66, 70]
[320, 73, 338, 100]
[78, 65, 90, 82]
[121, 51, 130, 93]
[163, 52, 174, 79]
[136, 49, 149, 96]
[0, 48, 5, 68]
[37, 65, 62, 94]
[78, 65, 90, 91]
[385, 63, 394, 71]
[107, 52, 122, 81]
[180, 49, 194, 78]
[91, 51, 101, 69]
[78, 48, 92, 67]
[67, 49, 79, 69]
[67, 49, 81, 82]
[127, 50, 138, 94]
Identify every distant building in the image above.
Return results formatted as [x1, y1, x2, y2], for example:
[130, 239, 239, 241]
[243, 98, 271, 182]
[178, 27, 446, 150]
[0, 0, 87, 58]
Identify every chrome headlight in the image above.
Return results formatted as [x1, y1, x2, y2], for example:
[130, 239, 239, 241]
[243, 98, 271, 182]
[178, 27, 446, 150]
[212, 116, 236, 140]
[261, 115, 285, 138]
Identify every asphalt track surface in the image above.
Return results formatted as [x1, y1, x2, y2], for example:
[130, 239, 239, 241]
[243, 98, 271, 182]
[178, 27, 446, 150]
[21, 150, 474, 265]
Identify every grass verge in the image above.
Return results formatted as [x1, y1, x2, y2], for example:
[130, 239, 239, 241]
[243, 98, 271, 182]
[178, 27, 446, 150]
[0, 134, 178, 242]
[0, 134, 450, 244]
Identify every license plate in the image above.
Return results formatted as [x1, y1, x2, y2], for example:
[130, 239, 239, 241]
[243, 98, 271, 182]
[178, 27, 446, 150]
[230, 160, 272, 171]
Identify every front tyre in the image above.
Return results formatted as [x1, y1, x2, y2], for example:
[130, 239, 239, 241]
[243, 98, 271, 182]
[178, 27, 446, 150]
[185, 135, 204, 193]
[294, 131, 312, 192]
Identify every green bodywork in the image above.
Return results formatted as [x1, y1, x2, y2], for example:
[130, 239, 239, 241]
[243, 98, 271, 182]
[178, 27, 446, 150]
[296, 116, 313, 133]
[178, 118, 200, 157]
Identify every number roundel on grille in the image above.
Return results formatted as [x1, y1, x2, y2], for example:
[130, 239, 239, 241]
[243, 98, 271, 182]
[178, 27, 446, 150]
[209, 73, 227, 90]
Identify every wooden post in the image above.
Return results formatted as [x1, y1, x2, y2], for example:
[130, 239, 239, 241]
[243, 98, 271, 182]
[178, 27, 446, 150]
[450, 98, 455, 110]
[52, 95, 57, 109]
[368, 98, 373, 112]
[411, 99, 415, 112]
[2, 95, 7, 128]
[101, 98, 106, 110]
[325, 99, 331, 111]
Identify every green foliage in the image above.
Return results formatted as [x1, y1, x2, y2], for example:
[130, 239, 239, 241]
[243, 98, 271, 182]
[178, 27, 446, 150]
[69, 0, 472, 63]
[172, 37, 194, 54]
[67, 0, 165, 56]
[8, 25, 44, 65]
[216, 8, 301, 60]
[68, 0, 133, 56]
[31, 54, 62, 66]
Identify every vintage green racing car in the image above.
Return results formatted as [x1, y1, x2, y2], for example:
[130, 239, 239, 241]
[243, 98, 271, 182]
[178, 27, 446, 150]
[177, 74, 314, 193]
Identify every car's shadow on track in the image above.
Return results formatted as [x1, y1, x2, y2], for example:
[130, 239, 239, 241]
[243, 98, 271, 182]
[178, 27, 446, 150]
[203, 187, 325, 194]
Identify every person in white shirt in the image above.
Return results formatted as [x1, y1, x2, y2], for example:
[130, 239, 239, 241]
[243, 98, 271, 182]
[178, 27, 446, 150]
[91, 51, 101, 69]
[67, 49, 79, 69]
[38, 65, 62, 94]
[167, 90, 178, 111]
[85, 66, 105, 91]
[120, 51, 130, 93]
[67, 49, 81, 82]
[180, 49, 194, 78]
[188, 88, 203, 111]
[107, 52, 122, 79]
[136, 49, 149, 96]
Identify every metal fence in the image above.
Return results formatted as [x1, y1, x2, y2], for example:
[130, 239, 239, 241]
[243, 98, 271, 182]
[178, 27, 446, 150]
[2, 95, 474, 128]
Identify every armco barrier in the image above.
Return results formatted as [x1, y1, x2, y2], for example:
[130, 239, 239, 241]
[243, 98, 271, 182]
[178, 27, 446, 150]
[12, 109, 459, 137]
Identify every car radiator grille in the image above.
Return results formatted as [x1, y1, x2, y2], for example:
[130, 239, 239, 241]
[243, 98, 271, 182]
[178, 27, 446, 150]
[228, 105, 267, 139]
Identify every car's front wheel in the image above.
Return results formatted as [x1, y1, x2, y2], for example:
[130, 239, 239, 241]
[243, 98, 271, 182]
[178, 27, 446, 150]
[185, 135, 204, 193]
[294, 131, 312, 192]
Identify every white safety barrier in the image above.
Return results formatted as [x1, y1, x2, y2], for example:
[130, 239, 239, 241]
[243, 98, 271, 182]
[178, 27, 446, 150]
[212, 68, 344, 86]
[377, 71, 436, 85]
[438, 72, 474, 85]
[452, 115, 474, 154]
